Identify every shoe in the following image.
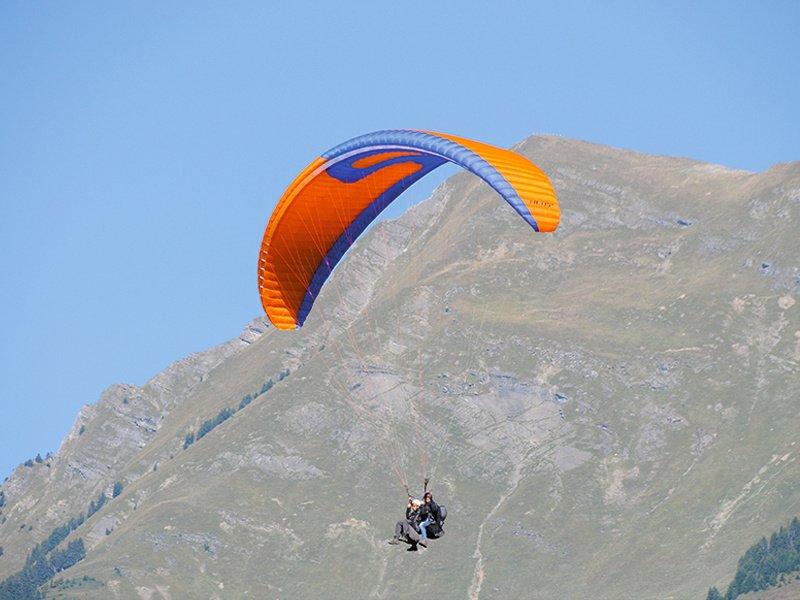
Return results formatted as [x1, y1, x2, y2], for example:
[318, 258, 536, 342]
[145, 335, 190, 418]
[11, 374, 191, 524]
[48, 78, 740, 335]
[388, 537, 401, 545]
[419, 539, 427, 548]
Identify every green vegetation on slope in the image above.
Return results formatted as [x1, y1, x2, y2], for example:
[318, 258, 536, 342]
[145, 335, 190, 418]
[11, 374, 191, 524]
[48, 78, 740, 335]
[0, 489, 123, 598]
[0, 534, 85, 599]
[707, 517, 800, 600]
[111, 482, 123, 498]
[19, 454, 52, 471]
[182, 372, 285, 450]
[85, 493, 106, 519]
[197, 407, 235, 440]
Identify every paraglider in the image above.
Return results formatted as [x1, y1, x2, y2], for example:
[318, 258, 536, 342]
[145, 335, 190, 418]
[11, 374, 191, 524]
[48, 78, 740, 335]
[257, 129, 560, 330]
[256, 129, 560, 551]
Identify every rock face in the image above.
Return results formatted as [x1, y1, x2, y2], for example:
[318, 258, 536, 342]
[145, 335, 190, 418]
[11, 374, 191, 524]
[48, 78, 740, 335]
[1, 137, 798, 599]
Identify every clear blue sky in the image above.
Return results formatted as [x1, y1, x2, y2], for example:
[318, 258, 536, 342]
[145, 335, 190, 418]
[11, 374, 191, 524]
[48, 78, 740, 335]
[1, 1, 798, 478]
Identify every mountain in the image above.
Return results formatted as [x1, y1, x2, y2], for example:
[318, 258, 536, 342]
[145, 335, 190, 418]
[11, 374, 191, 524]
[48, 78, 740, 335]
[1, 136, 798, 600]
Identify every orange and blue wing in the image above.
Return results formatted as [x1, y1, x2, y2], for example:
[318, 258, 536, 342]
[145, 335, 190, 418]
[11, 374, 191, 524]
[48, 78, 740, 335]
[257, 130, 560, 329]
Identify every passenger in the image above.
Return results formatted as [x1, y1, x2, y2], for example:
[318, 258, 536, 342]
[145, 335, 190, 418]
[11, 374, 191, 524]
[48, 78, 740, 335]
[418, 491, 442, 541]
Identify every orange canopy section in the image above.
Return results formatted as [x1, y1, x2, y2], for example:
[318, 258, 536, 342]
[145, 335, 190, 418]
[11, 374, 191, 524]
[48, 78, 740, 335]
[258, 129, 560, 329]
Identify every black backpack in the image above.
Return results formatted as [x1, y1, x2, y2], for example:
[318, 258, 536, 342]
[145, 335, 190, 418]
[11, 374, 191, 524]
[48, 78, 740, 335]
[426, 505, 447, 539]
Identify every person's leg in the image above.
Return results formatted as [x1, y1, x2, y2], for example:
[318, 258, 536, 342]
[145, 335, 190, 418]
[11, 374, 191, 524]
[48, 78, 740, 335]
[419, 518, 430, 540]
[405, 523, 420, 543]
[390, 520, 406, 544]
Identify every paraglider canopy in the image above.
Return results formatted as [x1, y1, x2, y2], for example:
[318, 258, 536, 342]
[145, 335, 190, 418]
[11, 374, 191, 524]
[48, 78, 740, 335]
[258, 129, 560, 329]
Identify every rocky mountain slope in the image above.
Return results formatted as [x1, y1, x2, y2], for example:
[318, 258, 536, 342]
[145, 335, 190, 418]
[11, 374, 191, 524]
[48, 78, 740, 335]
[1, 136, 798, 599]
